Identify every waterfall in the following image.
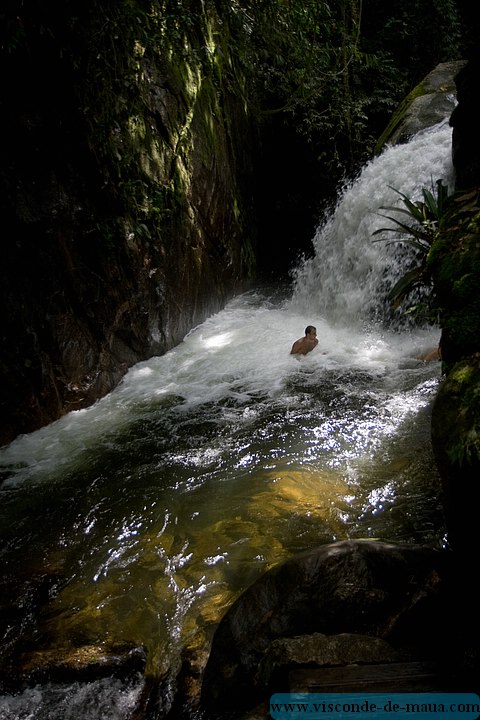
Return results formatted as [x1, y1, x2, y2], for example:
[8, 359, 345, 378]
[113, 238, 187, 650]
[0, 119, 454, 484]
[288, 120, 454, 327]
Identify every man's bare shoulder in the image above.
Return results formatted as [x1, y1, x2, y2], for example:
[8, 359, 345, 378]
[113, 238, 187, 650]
[290, 340, 303, 354]
[290, 338, 307, 354]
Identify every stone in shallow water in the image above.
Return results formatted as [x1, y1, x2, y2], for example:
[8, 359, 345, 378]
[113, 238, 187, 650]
[0, 642, 147, 693]
[258, 631, 405, 684]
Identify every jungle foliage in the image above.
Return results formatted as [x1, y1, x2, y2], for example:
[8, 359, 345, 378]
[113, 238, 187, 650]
[371, 181, 480, 349]
[0, 0, 470, 267]
[227, 0, 464, 177]
[372, 180, 455, 315]
[1, 0, 466, 190]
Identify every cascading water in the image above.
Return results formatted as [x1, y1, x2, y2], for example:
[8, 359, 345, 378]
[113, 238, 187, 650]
[289, 119, 454, 326]
[0, 121, 452, 719]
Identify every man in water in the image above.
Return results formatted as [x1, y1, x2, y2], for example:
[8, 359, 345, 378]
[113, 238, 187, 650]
[290, 325, 318, 355]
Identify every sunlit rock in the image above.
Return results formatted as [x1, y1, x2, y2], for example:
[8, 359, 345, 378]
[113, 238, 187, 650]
[375, 61, 466, 153]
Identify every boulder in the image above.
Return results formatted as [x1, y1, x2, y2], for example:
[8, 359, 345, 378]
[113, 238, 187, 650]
[375, 60, 466, 153]
[200, 540, 453, 716]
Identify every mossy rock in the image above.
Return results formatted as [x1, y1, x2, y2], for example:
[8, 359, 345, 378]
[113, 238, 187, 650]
[427, 191, 480, 369]
[431, 354, 480, 554]
[375, 61, 465, 154]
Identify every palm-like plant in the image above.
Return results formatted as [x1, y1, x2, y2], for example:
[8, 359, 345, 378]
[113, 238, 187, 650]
[372, 178, 454, 311]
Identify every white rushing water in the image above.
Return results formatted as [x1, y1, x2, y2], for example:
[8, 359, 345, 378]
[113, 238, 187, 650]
[1, 120, 453, 484]
[0, 293, 440, 487]
[0, 120, 453, 719]
[290, 119, 455, 324]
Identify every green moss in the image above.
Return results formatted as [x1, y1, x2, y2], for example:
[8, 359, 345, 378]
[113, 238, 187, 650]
[442, 357, 480, 467]
[427, 191, 480, 366]
[443, 304, 480, 350]
[449, 363, 475, 385]
[374, 83, 426, 153]
[452, 273, 477, 301]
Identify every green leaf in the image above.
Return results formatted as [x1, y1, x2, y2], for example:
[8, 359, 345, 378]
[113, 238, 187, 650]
[388, 266, 424, 309]
[371, 179, 457, 317]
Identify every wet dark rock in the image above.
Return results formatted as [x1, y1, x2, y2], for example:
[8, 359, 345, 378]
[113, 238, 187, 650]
[427, 55, 480, 556]
[200, 540, 458, 717]
[0, 3, 257, 446]
[0, 641, 147, 693]
[431, 354, 480, 556]
[257, 632, 407, 687]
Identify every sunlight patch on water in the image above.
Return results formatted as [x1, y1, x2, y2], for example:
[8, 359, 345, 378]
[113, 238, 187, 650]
[201, 331, 235, 349]
[249, 466, 351, 535]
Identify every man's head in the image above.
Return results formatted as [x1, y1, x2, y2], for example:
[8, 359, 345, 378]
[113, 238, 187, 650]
[305, 325, 316, 337]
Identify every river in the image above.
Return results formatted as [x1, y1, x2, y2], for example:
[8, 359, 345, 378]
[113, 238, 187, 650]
[0, 120, 453, 719]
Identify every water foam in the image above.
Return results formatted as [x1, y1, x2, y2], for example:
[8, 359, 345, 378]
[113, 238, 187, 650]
[0, 123, 451, 485]
[289, 120, 454, 325]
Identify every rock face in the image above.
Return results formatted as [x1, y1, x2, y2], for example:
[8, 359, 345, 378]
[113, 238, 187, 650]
[373, 53, 480, 558]
[374, 60, 466, 153]
[200, 540, 459, 717]
[428, 56, 480, 555]
[431, 356, 480, 556]
[450, 54, 480, 191]
[0, 3, 256, 446]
